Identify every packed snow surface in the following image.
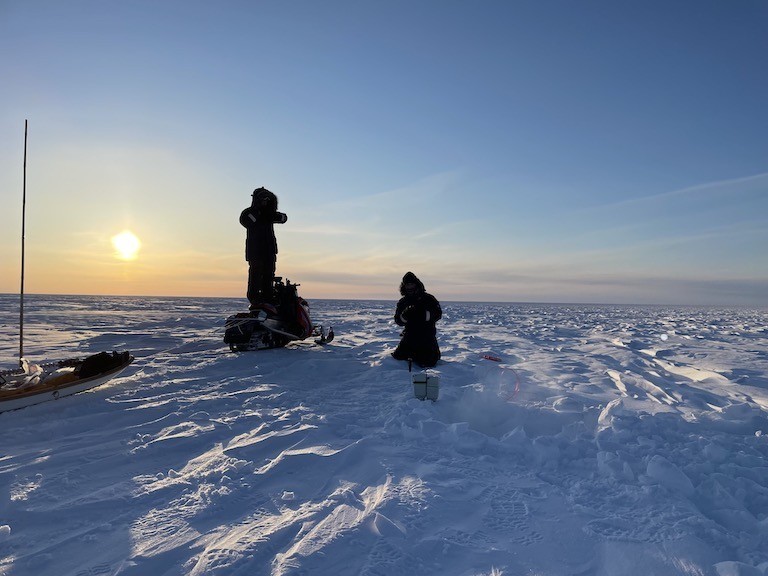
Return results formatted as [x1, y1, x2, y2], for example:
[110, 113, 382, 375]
[1, 295, 767, 576]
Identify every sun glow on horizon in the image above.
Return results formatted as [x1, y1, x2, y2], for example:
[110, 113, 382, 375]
[111, 231, 141, 261]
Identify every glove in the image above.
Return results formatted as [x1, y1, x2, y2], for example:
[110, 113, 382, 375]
[401, 305, 431, 324]
[399, 305, 415, 324]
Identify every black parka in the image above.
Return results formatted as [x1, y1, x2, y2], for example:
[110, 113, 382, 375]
[240, 188, 287, 262]
[392, 272, 442, 367]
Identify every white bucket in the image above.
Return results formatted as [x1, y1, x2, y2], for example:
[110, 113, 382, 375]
[412, 373, 439, 401]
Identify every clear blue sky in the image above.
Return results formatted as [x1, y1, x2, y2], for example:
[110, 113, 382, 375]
[1, 0, 766, 305]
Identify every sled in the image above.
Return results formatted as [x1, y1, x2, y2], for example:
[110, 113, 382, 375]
[2, 122, 135, 414]
[0, 351, 134, 413]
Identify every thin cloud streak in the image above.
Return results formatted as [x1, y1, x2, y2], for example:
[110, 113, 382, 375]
[586, 171, 768, 212]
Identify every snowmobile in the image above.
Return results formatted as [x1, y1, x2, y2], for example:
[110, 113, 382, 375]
[224, 277, 333, 351]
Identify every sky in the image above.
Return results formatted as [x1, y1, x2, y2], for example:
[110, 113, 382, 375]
[1, 0, 767, 306]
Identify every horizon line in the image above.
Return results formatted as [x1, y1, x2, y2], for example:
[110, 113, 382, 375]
[0, 292, 763, 309]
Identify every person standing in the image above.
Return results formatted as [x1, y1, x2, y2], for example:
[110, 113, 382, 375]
[392, 272, 442, 367]
[240, 187, 287, 309]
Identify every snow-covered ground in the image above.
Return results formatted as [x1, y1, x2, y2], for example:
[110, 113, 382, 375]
[1, 294, 767, 576]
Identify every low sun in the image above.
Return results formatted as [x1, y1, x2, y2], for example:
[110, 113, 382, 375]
[111, 231, 141, 261]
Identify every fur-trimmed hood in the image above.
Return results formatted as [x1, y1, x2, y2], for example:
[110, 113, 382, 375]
[251, 187, 278, 211]
[399, 272, 425, 296]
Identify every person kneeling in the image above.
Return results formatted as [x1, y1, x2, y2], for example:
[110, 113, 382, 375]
[392, 272, 442, 368]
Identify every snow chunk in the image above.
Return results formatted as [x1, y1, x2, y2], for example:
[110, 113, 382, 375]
[0, 525, 10, 540]
[646, 455, 694, 497]
[552, 396, 584, 413]
[702, 442, 730, 464]
[532, 436, 560, 468]
[441, 422, 489, 454]
[714, 561, 763, 576]
[597, 451, 634, 481]
[369, 512, 406, 538]
[501, 424, 528, 445]
[597, 398, 629, 430]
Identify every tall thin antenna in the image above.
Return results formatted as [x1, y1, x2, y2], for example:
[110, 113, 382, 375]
[20, 120, 28, 367]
